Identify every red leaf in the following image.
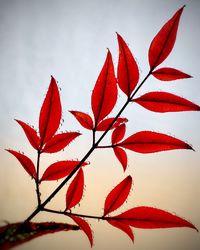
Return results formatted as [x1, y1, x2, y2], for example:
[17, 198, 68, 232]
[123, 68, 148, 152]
[69, 111, 94, 130]
[113, 147, 128, 171]
[41, 132, 81, 153]
[107, 219, 134, 242]
[111, 206, 198, 230]
[0, 221, 79, 250]
[104, 176, 132, 216]
[66, 168, 84, 210]
[133, 92, 200, 113]
[96, 117, 128, 131]
[6, 150, 36, 179]
[152, 67, 191, 81]
[118, 131, 193, 153]
[15, 120, 40, 150]
[91, 50, 117, 126]
[148, 6, 185, 69]
[117, 33, 139, 97]
[112, 123, 126, 144]
[41, 161, 88, 182]
[39, 76, 62, 146]
[69, 215, 93, 247]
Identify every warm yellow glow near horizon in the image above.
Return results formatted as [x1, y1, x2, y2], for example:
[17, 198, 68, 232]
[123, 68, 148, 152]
[0, 0, 200, 250]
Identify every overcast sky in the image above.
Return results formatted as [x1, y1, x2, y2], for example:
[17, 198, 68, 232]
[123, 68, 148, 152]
[0, 1, 200, 250]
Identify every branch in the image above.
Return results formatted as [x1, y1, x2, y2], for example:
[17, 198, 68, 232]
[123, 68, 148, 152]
[24, 70, 152, 223]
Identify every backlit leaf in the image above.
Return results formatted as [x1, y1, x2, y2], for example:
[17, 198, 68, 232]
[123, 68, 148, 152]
[91, 50, 117, 126]
[104, 176, 132, 216]
[117, 33, 139, 97]
[69, 215, 93, 247]
[66, 168, 84, 210]
[6, 150, 36, 179]
[41, 161, 88, 182]
[113, 147, 128, 171]
[15, 120, 40, 150]
[152, 67, 191, 81]
[148, 6, 185, 69]
[42, 132, 81, 153]
[118, 131, 193, 153]
[133, 92, 200, 113]
[107, 220, 134, 242]
[39, 76, 62, 146]
[96, 117, 127, 131]
[111, 206, 198, 230]
[112, 123, 126, 144]
[69, 111, 94, 130]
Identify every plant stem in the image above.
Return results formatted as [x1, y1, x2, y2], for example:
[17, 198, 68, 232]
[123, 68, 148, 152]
[42, 208, 105, 220]
[92, 129, 96, 146]
[24, 146, 95, 222]
[24, 70, 152, 223]
[42, 208, 130, 222]
[130, 71, 151, 100]
[97, 145, 113, 149]
[35, 151, 41, 206]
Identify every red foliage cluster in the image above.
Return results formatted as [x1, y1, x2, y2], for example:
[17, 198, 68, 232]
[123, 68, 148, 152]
[3, 5, 199, 249]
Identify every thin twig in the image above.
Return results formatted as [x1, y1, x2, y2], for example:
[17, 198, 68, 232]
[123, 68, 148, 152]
[92, 129, 96, 146]
[35, 151, 41, 206]
[97, 145, 113, 149]
[42, 208, 105, 220]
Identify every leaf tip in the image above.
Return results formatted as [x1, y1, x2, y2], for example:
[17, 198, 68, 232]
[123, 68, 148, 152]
[187, 221, 198, 232]
[50, 75, 58, 88]
[178, 5, 186, 14]
[14, 119, 23, 126]
[116, 32, 122, 41]
[123, 166, 127, 172]
[187, 144, 195, 151]
[193, 224, 199, 232]
[5, 149, 13, 154]
[50, 75, 56, 84]
[106, 48, 111, 57]
[127, 175, 132, 182]
[106, 47, 110, 52]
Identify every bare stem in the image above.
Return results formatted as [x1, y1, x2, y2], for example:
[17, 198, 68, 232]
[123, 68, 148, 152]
[35, 151, 41, 206]
[42, 208, 130, 222]
[42, 208, 105, 220]
[97, 145, 113, 149]
[92, 129, 96, 146]
[24, 70, 152, 223]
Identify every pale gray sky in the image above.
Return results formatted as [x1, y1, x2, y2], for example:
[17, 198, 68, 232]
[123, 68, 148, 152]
[0, 1, 200, 250]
